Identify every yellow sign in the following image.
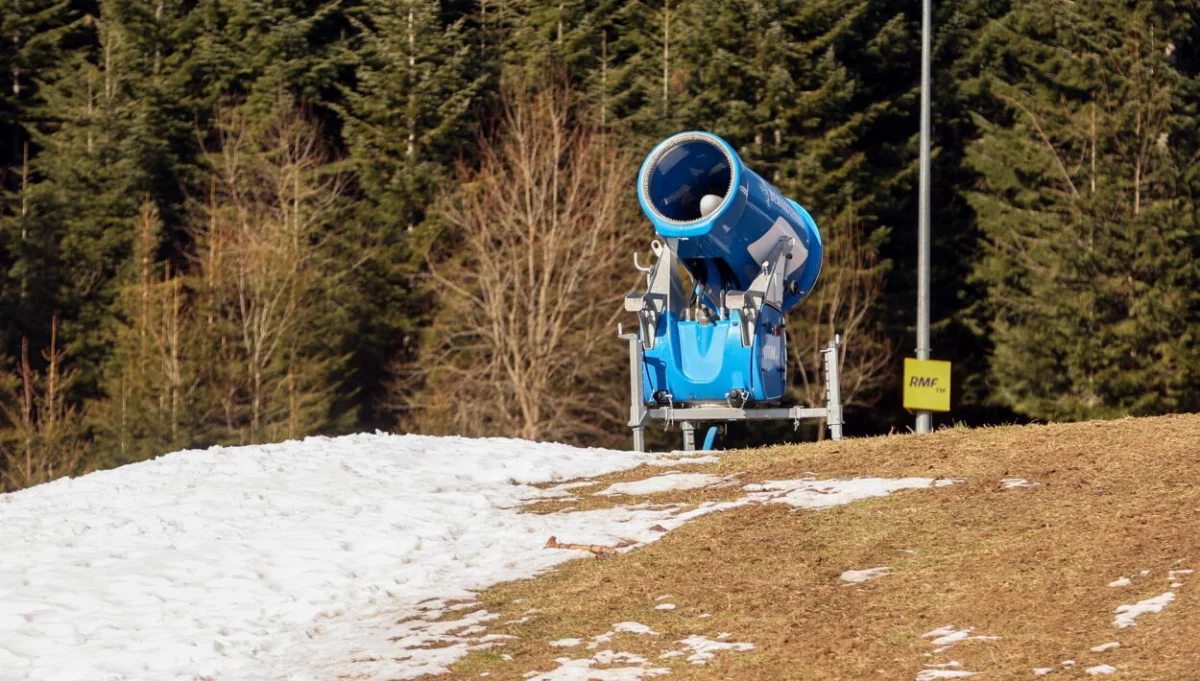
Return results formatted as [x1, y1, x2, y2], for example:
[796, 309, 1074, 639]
[903, 358, 951, 412]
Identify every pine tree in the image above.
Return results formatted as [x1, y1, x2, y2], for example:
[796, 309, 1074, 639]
[965, 0, 1200, 419]
[338, 0, 484, 428]
[19, 8, 154, 398]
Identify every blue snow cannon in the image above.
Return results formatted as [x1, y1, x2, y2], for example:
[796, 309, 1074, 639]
[624, 131, 824, 405]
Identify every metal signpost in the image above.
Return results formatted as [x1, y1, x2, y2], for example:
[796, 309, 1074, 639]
[916, 0, 934, 434]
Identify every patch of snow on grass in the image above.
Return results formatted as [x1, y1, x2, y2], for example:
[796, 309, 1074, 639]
[743, 477, 961, 510]
[594, 651, 649, 665]
[840, 566, 891, 584]
[595, 473, 726, 497]
[0, 434, 694, 681]
[674, 635, 755, 664]
[549, 638, 582, 648]
[921, 626, 1000, 653]
[647, 456, 720, 467]
[525, 656, 669, 681]
[1000, 477, 1039, 489]
[1085, 664, 1116, 675]
[613, 622, 658, 635]
[915, 671, 977, 680]
[1090, 642, 1120, 653]
[1168, 569, 1193, 580]
[1033, 668, 1054, 676]
[655, 594, 673, 601]
[655, 603, 676, 611]
[1114, 592, 1175, 628]
[1107, 577, 1132, 587]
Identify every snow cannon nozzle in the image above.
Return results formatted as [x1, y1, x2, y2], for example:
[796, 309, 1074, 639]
[635, 131, 824, 315]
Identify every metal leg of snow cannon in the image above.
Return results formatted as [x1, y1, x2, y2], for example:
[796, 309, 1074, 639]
[620, 328, 648, 452]
[681, 422, 696, 452]
[823, 334, 844, 441]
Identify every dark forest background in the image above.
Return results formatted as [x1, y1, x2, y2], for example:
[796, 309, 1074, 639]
[2, 0, 1198, 490]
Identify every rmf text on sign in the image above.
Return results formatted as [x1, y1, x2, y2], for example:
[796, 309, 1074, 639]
[903, 358, 951, 412]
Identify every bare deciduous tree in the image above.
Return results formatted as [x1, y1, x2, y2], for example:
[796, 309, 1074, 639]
[789, 210, 893, 432]
[414, 79, 638, 444]
[0, 318, 89, 492]
[192, 100, 347, 443]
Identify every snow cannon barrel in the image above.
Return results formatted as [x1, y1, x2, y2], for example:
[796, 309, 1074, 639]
[636, 131, 823, 313]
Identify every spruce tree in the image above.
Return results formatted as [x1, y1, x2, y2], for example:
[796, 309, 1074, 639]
[965, 0, 1200, 419]
[338, 0, 484, 428]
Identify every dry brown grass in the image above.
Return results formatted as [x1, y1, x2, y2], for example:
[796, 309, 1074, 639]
[429, 415, 1200, 680]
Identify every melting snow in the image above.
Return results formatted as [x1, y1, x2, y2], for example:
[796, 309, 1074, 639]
[647, 456, 720, 467]
[1000, 477, 1039, 489]
[1107, 577, 1132, 587]
[1033, 669, 1054, 677]
[922, 626, 1000, 649]
[743, 477, 961, 510]
[840, 566, 891, 584]
[595, 473, 726, 497]
[1090, 642, 1120, 653]
[655, 603, 676, 611]
[526, 655, 669, 681]
[1114, 592, 1175, 628]
[674, 635, 755, 664]
[915, 671, 976, 680]
[612, 622, 658, 635]
[549, 639, 582, 648]
[0, 433, 963, 681]
[1085, 664, 1116, 675]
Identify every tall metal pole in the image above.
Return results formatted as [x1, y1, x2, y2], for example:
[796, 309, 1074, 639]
[916, 0, 933, 434]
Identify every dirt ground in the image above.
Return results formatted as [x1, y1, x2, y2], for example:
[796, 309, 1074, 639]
[424, 415, 1200, 680]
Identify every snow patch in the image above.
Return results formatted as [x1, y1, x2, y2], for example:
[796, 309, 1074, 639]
[1107, 577, 1132, 588]
[549, 638, 582, 648]
[0, 432, 961, 681]
[674, 635, 755, 664]
[647, 456, 720, 467]
[1000, 477, 1039, 489]
[1114, 592, 1175, 628]
[612, 622, 658, 635]
[0, 434, 679, 681]
[915, 671, 977, 680]
[1085, 664, 1116, 675]
[525, 656, 669, 681]
[743, 477, 962, 510]
[654, 603, 676, 611]
[922, 626, 1000, 648]
[1090, 642, 1120, 653]
[840, 566, 891, 584]
[1033, 668, 1054, 677]
[595, 473, 726, 497]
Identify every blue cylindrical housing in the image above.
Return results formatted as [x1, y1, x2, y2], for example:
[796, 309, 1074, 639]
[636, 131, 823, 312]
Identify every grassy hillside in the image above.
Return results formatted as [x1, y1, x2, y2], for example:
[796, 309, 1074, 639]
[421, 415, 1200, 680]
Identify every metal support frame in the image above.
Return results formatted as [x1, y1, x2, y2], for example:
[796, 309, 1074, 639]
[621, 333, 846, 452]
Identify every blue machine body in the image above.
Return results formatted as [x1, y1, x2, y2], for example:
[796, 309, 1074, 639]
[633, 132, 823, 404]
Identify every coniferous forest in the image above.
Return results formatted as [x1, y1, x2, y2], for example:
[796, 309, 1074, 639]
[2, 0, 1198, 490]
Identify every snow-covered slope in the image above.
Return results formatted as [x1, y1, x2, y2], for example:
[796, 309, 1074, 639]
[0, 434, 694, 681]
[0, 434, 955, 681]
